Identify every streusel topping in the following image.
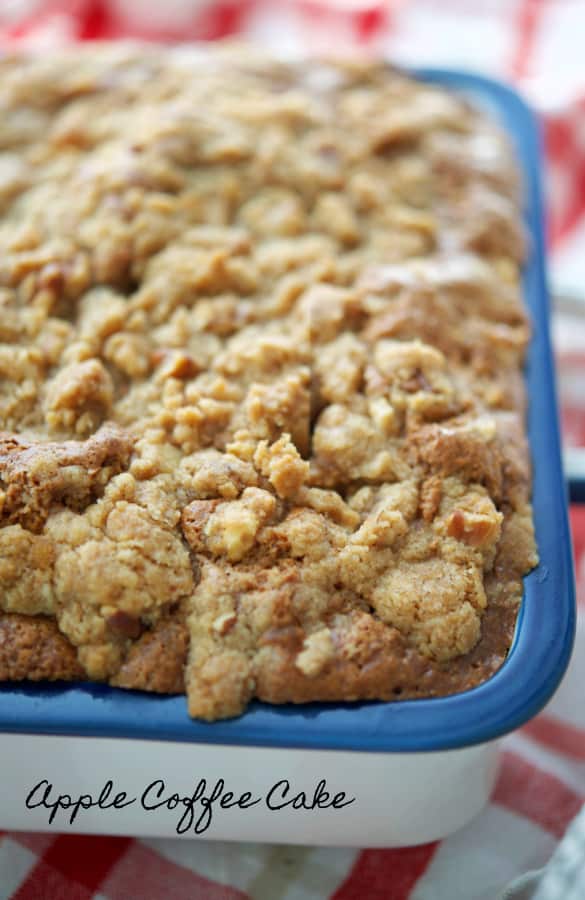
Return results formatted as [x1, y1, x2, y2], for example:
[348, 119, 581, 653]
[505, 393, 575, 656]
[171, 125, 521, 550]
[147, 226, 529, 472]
[0, 45, 537, 719]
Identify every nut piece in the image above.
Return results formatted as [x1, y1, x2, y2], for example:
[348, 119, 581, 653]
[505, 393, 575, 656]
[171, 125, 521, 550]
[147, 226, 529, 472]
[205, 504, 260, 562]
[254, 434, 309, 499]
[106, 610, 143, 640]
[45, 359, 113, 435]
[182, 488, 277, 562]
[296, 629, 335, 677]
[446, 506, 502, 550]
[181, 500, 220, 552]
[212, 612, 237, 635]
[153, 349, 201, 382]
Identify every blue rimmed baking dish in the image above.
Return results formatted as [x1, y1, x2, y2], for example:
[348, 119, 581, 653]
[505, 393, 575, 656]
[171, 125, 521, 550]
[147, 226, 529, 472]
[0, 69, 576, 846]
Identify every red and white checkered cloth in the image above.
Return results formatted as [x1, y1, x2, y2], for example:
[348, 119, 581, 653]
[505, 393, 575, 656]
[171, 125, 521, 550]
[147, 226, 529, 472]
[0, 2, 584, 898]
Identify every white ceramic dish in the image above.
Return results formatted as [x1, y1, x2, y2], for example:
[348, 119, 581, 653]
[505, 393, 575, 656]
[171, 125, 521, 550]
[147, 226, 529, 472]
[4, 734, 499, 846]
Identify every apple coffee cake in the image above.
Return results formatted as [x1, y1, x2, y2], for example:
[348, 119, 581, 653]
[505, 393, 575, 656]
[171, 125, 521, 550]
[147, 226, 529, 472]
[0, 45, 538, 719]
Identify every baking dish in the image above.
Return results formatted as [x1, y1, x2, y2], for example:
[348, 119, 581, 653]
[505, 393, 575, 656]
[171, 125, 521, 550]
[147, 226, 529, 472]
[0, 67, 576, 847]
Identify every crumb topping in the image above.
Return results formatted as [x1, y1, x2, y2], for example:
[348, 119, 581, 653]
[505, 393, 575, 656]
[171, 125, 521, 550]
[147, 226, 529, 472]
[0, 45, 537, 718]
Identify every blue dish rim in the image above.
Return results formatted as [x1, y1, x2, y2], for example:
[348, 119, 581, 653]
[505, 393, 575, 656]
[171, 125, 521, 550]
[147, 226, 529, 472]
[0, 68, 575, 753]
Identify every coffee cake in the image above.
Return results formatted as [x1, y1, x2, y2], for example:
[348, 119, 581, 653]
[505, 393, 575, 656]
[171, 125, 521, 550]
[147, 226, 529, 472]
[0, 45, 538, 719]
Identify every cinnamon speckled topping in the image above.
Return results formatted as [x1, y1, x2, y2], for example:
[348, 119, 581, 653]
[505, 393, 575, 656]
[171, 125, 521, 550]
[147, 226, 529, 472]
[0, 45, 537, 719]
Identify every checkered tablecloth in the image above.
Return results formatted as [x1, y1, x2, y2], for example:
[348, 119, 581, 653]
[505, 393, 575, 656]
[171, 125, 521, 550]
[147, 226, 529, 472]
[0, 2, 584, 898]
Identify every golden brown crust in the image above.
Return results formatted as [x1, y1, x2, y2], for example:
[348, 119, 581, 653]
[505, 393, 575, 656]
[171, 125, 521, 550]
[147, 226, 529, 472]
[0, 614, 85, 681]
[0, 423, 133, 531]
[0, 45, 538, 719]
[112, 616, 189, 694]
